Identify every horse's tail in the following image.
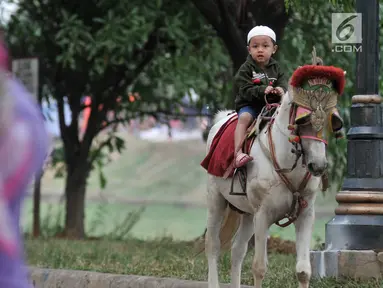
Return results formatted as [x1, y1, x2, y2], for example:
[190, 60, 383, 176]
[219, 206, 242, 250]
[213, 109, 234, 125]
[193, 205, 241, 255]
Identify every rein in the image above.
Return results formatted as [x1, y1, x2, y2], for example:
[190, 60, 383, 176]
[266, 118, 312, 227]
[300, 135, 328, 144]
[260, 102, 313, 228]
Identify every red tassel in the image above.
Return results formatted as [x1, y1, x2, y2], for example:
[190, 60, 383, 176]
[288, 124, 297, 131]
[289, 135, 300, 143]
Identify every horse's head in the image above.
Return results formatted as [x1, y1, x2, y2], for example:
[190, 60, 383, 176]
[286, 55, 346, 177]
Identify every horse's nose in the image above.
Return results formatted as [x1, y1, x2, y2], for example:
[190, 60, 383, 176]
[307, 160, 328, 176]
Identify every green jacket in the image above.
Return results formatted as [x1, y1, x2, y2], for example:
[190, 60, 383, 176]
[234, 55, 288, 113]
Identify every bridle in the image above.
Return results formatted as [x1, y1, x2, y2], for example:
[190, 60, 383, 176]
[259, 94, 330, 228]
[262, 94, 329, 170]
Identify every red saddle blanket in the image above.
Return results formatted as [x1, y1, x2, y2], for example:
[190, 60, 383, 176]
[200, 114, 254, 178]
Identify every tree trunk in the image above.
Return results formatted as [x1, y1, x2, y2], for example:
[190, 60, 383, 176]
[32, 171, 43, 238]
[64, 169, 88, 239]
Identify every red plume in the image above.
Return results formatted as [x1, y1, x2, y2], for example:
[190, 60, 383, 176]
[290, 65, 346, 95]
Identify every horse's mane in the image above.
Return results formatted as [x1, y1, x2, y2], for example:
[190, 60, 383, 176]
[213, 110, 235, 125]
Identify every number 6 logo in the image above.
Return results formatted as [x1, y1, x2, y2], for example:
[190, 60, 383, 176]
[336, 15, 357, 41]
[332, 13, 362, 44]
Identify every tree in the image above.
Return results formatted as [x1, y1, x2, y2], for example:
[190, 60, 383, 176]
[6, 0, 231, 238]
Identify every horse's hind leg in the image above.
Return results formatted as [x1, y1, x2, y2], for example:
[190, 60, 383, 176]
[206, 181, 227, 288]
[230, 213, 254, 288]
[294, 203, 315, 288]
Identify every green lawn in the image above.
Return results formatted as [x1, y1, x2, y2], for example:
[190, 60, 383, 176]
[31, 134, 338, 244]
[22, 199, 208, 240]
[22, 198, 332, 246]
[41, 134, 340, 207]
[41, 135, 208, 203]
[25, 238, 381, 288]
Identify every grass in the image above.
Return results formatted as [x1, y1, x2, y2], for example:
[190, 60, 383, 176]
[41, 134, 208, 203]
[22, 200, 208, 241]
[25, 238, 382, 288]
[40, 132, 340, 207]
[26, 133, 339, 244]
[22, 198, 332, 245]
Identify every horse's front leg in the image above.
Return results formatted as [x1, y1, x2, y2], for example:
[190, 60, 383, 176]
[252, 209, 270, 288]
[294, 197, 315, 288]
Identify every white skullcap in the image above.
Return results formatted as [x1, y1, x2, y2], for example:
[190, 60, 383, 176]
[247, 25, 276, 44]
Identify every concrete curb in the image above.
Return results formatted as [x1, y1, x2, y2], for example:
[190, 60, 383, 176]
[310, 250, 383, 279]
[29, 267, 253, 288]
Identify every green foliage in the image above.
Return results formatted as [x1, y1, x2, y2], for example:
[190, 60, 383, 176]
[284, 0, 355, 12]
[131, 5, 231, 113]
[5, 0, 229, 187]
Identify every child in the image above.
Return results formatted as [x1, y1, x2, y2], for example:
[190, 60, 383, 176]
[233, 25, 288, 168]
[0, 39, 49, 288]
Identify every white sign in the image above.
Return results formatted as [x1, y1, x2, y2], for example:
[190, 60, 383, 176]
[12, 58, 39, 100]
[332, 13, 362, 44]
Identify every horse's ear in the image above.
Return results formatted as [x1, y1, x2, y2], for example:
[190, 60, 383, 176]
[311, 46, 324, 65]
[328, 107, 344, 132]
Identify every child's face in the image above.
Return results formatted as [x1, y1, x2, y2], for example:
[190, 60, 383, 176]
[247, 36, 277, 66]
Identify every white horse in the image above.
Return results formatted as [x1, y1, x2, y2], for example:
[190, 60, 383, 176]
[203, 86, 330, 288]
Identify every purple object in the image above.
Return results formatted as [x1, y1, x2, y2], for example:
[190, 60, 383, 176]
[0, 76, 49, 288]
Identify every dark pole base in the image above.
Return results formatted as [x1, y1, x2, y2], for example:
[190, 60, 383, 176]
[325, 215, 383, 250]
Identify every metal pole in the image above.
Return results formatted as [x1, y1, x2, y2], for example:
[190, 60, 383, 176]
[325, 0, 383, 250]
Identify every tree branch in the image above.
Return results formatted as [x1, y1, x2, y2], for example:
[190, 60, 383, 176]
[80, 94, 105, 163]
[89, 137, 112, 164]
[216, 0, 231, 29]
[191, 0, 223, 35]
[192, 0, 247, 71]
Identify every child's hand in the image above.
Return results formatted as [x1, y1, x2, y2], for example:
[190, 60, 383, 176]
[273, 87, 285, 96]
[264, 86, 274, 94]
